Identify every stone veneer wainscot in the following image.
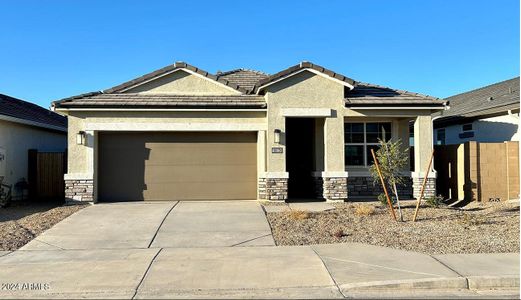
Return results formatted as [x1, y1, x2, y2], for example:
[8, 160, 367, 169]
[65, 179, 94, 202]
[258, 177, 288, 201]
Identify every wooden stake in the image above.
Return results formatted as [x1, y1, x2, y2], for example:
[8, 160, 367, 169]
[371, 149, 397, 221]
[412, 149, 435, 222]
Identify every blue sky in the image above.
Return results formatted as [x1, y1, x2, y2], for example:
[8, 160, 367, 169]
[1, 0, 519, 108]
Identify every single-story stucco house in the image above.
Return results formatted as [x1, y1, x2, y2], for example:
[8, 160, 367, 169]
[52, 62, 446, 203]
[0, 94, 67, 200]
[433, 77, 519, 145]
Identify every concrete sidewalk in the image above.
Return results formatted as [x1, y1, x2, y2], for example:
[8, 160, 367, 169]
[0, 243, 518, 299]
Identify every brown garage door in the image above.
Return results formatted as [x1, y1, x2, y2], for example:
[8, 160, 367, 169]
[98, 132, 257, 201]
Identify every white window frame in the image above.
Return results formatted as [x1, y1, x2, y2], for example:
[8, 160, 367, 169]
[345, 122, 392, 167]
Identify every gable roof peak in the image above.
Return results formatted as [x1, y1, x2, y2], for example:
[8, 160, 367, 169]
[254, 61, 356, 94]
[103, 61, 248, 94]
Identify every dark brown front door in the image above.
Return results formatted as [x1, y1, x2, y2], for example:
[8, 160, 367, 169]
[98, 132, 257, 201]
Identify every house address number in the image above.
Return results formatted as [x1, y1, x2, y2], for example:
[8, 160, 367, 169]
[272, 147, 283, 154]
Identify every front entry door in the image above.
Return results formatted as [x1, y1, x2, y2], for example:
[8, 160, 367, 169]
[285, 118, 316, 199]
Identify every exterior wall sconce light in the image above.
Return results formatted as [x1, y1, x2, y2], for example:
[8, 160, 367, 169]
[274, 129, 281, 144]
[76, 131, 86, 145]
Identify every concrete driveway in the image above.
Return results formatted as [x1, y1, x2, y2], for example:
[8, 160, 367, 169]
[3, 201, 518, 299]
[21, 201, 275, 250]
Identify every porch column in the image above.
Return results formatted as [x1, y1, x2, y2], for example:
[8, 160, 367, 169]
[322, 114, 348, 201]
[65, 130, 95, 203]
[260, 116, 288, 201]
[412, 115, 436, 199]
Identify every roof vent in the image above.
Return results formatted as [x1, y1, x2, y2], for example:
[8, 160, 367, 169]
[487, 96, 493, 101]
[509, 87, 513, 94]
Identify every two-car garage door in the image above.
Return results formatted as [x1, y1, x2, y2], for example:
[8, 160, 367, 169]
[98, 132, 257, 202]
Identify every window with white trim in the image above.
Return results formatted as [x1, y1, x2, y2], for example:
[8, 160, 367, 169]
[345, 122, 392, 167]
[459, 123, 475, 139]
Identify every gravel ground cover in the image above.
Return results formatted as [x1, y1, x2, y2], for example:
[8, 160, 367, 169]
[0, 201, 87, 250]
[265, 200, 519, 254]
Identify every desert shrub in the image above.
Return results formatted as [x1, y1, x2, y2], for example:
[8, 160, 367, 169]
[425, 195, 445, 208]
[287, 209, 311, 220]
[378, 193, 396, 207]
[354, 205, 375, 216]
[331, 228, 346, 238]
[459, 213, 487, 226]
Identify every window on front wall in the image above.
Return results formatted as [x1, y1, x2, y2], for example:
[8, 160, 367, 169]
[462, 123, 473, 132]
[436, 129, 446, 145]
[459, 123, 475, 139]
[345, 122, 392, 167]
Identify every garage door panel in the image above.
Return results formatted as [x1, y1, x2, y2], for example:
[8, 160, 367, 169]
[143, 181, 257, 200]
[99, 132, 257, 201]
[145, 165, 257, 184]
[145, 143, 255, 165]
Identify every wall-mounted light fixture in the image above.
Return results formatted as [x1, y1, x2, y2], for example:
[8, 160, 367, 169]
[274, 129, 281, 144]
[76, 131, 86, 145]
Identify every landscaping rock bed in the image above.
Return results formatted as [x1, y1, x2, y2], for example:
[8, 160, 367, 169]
[0, 201, 87, 250]
[265, 200, 520, 254]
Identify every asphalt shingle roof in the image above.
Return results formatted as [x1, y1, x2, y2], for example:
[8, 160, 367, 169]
[0, 94, 66, 130]
[435, 77, 520, 121]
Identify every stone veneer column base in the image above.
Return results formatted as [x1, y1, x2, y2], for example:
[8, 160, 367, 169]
[65, 179, 94, 203]
[413, 177, 436, 199]
[323, 177, 348, 202]
[258, 177, 288, 201]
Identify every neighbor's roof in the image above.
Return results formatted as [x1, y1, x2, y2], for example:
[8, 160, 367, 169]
[217, 69, 269, 92]
[0, 94, 66, 131]
[345, 82, 444, 107]
[55, 93, 267, 109]
[434, 77, 520, 124]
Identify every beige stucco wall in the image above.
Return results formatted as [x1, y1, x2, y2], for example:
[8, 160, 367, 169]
[414, 115, 435, 176]
[65, 110, 267, 176]
[124, 70, 240, 95]
[0, 120, 66, 199]
[62, 67, 440, 201]
[264, 71, 346, 173]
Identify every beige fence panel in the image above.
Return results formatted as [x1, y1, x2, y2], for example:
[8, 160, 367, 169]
[435, 141, 519, 202]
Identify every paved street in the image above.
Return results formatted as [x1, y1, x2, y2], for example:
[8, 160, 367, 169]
[0, 202, 518, 299]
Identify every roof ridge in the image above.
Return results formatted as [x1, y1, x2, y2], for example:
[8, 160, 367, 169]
[444, 76, 520, 100]
[217, 68, 269, 76]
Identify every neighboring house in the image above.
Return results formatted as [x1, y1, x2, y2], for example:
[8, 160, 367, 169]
[52, 61, 446, 203]
[0, 94, 67, 200]
[433, 77, 519, 145]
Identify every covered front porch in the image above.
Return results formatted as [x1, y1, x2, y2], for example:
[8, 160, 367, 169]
[259, 110, 438, 202]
